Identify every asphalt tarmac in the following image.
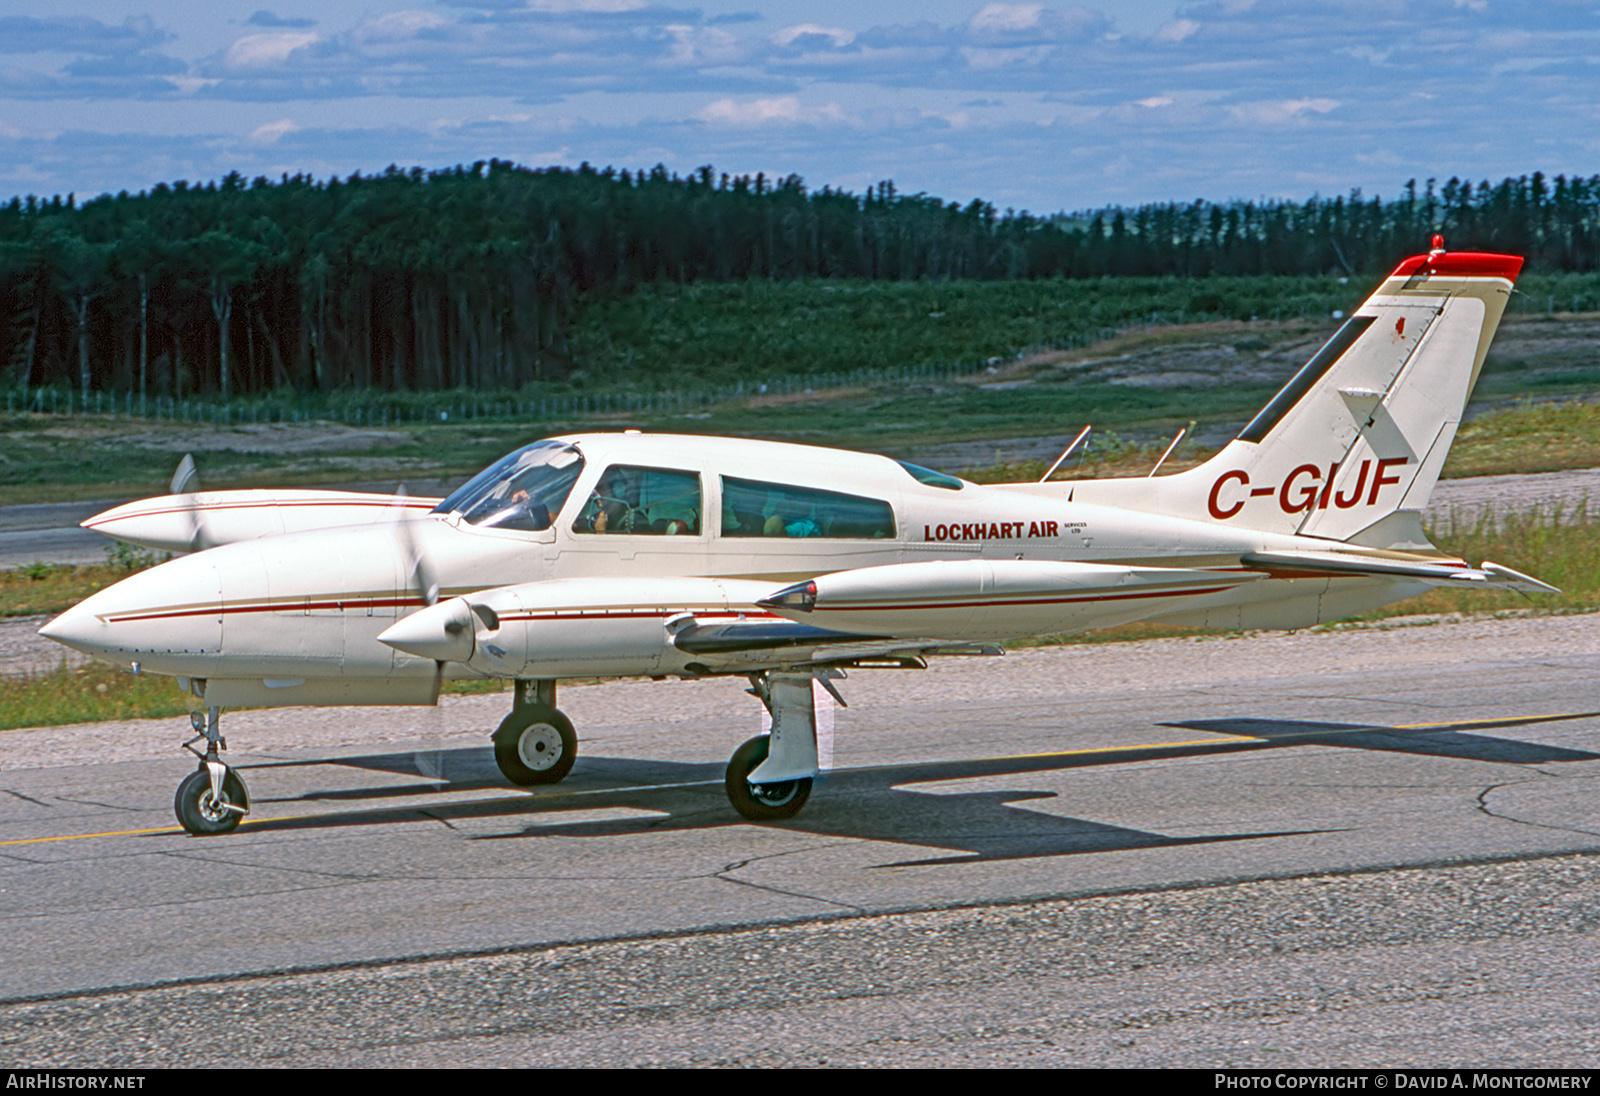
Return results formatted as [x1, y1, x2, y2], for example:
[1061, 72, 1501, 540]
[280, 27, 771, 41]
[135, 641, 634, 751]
[2, 613, 1598, 1066]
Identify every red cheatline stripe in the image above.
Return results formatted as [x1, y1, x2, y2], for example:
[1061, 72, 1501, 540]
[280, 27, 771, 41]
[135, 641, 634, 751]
[108, 596, 430, 623]
[497, 610, 782, 623]
[814, 584, 1237, 612]
[108, 603, 783, 624]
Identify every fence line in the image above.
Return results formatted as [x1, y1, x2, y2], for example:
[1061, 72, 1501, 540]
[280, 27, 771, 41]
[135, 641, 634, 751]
[2, 322, 1140, 427]
[16, 291, 1584, 427]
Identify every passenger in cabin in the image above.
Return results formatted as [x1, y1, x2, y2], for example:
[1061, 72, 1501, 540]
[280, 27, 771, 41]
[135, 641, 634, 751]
[720, 475, 894, 539]
[577, 466, 701, 535]
[763, 512, 821, 538]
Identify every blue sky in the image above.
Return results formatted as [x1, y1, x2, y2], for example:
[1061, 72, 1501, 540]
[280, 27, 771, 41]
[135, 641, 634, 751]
[3, 1, 1599, 212]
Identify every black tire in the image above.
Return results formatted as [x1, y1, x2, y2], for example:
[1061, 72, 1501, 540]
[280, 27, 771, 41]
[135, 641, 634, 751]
[725, 735, 812, 822]
[174, 767, 246, 836]
[494, 705, 577, 785]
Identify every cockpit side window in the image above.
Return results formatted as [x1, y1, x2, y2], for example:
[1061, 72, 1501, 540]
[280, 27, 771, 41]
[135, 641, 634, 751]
[573, 465, 703, 536]
[433, 441, 585, 532]
[719, 476, 896, 538]
[896, 460, 965, 490]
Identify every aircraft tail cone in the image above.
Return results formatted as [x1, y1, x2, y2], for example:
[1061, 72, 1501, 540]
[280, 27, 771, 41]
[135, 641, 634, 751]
[377, 599, 476, 663]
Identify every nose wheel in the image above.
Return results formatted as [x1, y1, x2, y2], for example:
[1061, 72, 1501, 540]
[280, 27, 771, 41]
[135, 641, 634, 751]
[175, 706, 250, 836]
[174, 764, 249, 835]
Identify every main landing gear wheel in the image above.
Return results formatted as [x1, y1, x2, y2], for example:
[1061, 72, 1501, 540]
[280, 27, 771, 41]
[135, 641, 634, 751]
[174, 766, 248, 836]
[725, 735, 812, 822]
[493, 705, 577, 786]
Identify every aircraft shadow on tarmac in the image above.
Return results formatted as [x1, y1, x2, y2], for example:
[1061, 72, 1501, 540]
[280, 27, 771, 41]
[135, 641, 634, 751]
[232, 710, 1599, 865]
[246, 747, 1327, 866]
[1165, 714, 1600, 766]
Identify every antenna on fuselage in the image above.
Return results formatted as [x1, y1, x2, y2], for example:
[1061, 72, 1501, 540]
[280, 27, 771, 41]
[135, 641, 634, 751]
[1038, 425, 1092, 483]
[1147, 422, 1194, 477]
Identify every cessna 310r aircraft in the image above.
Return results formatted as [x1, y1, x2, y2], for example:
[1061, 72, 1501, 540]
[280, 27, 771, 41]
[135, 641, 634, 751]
[42, 241, 1554, 835]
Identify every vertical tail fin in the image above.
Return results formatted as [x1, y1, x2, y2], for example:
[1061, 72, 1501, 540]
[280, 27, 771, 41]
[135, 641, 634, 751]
[1067, 247, 1522, 547]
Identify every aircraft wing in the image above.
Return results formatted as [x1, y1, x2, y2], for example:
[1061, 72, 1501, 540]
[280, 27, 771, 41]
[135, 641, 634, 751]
[756, 558, 1266, 641]
[1241, 550, 1558, 593]
[671, 619, 1002, 674]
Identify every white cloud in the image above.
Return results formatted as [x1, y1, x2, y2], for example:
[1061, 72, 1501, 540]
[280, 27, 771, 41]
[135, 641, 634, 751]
[249, 118, 300, 144]
[1154, 19, 1199, 44]
[773, 24, 856, 49]
[525, 0, 649, 11]
[970, 4, 1044, 34]
[223, 32, 320, 69]
[1228, 97, 1341, 125]
[1136, 95, 1174, 108]
[165, 75, 221, 94]
[697, 96, 851, 126]
[661, 24, 746, 66]
[356, 11, 449, 43]
[961, 45, 1054, 70]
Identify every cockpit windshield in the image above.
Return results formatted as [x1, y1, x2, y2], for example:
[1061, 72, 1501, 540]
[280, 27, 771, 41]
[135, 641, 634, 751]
[431, 441, 585, 532]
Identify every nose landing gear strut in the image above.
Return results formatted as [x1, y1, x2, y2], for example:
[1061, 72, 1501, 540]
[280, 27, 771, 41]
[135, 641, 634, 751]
[175, 706, 250, 836]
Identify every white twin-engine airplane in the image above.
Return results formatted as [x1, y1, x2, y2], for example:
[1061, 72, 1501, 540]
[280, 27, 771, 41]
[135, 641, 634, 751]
[43, 243, 1554, 835]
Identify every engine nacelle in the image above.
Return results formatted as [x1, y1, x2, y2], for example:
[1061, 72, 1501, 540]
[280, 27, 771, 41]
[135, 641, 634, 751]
[378, 576, 779, 679]
[83, 489, 439, 552]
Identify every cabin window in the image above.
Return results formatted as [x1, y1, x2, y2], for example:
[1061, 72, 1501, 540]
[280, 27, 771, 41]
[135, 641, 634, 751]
[433, 441, 584, 532]
[572, 465, 703, 536]
[719, 476, 896, 538]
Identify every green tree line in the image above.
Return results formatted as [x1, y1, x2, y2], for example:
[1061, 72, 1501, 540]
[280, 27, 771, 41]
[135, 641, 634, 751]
[4, 161, 1599, 399]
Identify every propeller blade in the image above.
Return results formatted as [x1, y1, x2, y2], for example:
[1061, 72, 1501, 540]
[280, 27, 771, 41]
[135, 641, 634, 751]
[170, 453, 198, 495]
[391, 484, 440, 607]
[169, 453, 206, 552]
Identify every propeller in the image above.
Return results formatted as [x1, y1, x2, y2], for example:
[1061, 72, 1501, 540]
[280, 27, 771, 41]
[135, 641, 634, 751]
[390, 484, 446, 702]
[391, 484, 440, 608]
[170, 453, 209, 552]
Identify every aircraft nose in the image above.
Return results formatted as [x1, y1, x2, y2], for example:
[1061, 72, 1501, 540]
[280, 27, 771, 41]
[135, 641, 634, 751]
[37, 553, 225, 669]
[38, 601, 105, 656]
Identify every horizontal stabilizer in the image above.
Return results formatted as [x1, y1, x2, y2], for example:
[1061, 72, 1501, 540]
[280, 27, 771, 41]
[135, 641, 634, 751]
[1242, 550, 1558, 593]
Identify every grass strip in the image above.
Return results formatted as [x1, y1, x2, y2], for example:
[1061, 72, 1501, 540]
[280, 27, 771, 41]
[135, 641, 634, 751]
[0, 660, 192, 729]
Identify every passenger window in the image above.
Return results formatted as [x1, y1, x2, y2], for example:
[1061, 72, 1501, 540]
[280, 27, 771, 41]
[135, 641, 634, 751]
[573, 466, 702, 536]
[720, 476, 896, 538]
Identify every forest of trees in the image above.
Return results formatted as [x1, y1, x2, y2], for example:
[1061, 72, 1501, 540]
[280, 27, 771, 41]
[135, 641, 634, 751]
[4, 160, 1600, 400]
